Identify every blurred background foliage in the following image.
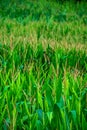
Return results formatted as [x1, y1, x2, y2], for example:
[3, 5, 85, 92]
[0, 0, 87, 23]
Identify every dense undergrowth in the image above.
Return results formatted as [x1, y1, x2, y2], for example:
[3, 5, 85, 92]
[0, 0, 87, 130]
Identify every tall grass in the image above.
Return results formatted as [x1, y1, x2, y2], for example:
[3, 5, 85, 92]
[0, 0, 87, 130]
[0, 43, 87, 129]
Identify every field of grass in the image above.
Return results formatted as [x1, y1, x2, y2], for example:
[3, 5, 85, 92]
[0, 0, 87, 130]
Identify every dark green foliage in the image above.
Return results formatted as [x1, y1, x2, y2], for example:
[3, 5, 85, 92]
[0, 0, 87, 23]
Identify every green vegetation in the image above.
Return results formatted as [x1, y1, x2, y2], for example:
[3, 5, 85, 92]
[0, 0, 87, 130]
